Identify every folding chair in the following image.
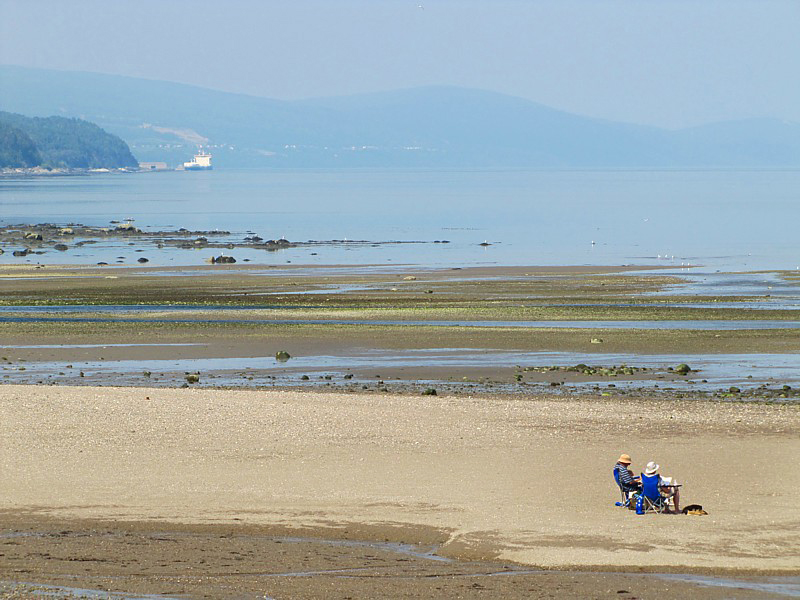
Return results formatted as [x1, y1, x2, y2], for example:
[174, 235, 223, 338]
[638, 473, 669, 514]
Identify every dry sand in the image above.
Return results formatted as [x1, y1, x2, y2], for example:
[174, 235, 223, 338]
[1, 385, 798, 574]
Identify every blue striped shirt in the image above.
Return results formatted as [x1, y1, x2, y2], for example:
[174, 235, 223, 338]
[614, 462, 638, 488]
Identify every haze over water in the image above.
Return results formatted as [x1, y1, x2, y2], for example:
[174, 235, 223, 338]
[1, 168, 798, 272]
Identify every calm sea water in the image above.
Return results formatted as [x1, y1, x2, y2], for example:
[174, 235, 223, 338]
[1, 168, 798, 270]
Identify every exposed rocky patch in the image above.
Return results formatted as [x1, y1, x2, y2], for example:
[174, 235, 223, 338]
[0, 222, 232, 255]
[520, 363, 653, 377]
[0, 222, 436, 261]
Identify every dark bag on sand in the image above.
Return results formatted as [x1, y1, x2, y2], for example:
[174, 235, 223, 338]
[682, 504, 708, 515]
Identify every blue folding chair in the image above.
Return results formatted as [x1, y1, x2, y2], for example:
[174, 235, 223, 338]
[613, 467, 636, 508]
[638, 473, 668, 514]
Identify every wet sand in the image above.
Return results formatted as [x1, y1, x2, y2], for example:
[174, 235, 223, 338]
[0, 262, 718, 308]
[1, 517, 793, 600]
[1, 385, 798, 598]
[2, 319, 799, 397]
[2, 263, 798, 395]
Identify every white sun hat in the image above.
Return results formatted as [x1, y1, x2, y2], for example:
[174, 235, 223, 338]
[644, 461, 659, 475]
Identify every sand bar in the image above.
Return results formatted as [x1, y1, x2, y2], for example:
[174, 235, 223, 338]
[2, 384, 798, 575]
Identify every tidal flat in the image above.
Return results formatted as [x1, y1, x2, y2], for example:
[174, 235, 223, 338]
[1, 263, 799, 397]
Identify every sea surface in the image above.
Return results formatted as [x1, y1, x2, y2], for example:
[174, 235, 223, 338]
[1, 168, 798, 270]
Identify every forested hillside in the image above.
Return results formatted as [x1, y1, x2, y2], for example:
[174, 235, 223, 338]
[0, 121, 42, 167]
[0, 111, 138, 168]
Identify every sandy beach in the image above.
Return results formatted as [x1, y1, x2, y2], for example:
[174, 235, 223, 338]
[1, 384, 798, 598]
[1, 261, 798, 597]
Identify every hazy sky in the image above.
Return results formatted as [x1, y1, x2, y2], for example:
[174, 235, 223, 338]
[1, 0, 798, 128]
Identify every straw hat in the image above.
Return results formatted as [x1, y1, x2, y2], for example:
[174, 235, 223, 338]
[645, 461, 659, 475]
[617, 453, 632, 465]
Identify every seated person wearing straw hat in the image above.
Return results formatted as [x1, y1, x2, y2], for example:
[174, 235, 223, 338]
[613, 453, 641, 493]
[643, 461, 681, 513]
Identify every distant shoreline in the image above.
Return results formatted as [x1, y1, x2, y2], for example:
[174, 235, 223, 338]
[0, 166, 142, 178]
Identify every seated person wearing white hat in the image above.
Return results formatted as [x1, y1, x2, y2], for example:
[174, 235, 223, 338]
[614, 453, 641, 493]
[643, 461, 681, 513]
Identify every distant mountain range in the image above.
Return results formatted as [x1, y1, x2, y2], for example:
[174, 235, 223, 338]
[2, 64, 798, 168]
